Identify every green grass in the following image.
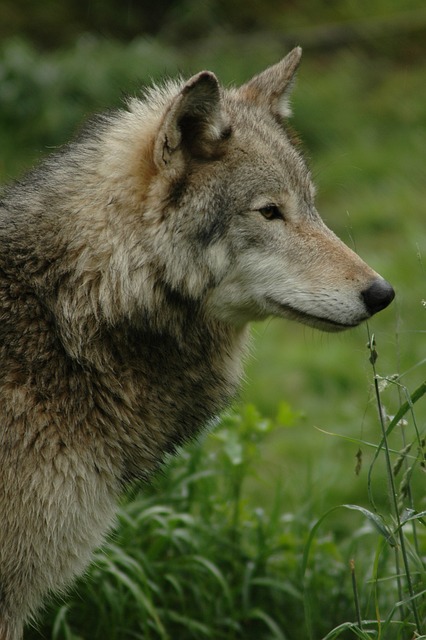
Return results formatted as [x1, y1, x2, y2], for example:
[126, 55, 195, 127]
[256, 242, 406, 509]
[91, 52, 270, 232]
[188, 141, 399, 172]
[1, 33, 424, 640]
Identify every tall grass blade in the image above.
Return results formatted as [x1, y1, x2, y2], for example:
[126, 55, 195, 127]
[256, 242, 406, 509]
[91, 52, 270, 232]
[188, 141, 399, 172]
[367, 332, 424, 635]
[367, 380, 426, 510]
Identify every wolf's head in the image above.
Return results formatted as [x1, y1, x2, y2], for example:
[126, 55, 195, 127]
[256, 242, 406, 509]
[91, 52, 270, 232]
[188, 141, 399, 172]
[58, 48, 394, 338]
[114, 47, 392, 332]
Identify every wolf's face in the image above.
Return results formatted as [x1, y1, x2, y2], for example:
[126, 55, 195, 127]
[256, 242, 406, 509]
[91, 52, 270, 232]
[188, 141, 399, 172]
[202, 140, 395, 331]
[135, 48, 393, 332]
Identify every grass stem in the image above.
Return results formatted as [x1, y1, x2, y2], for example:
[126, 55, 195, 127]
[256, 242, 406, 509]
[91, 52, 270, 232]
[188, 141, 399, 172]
[350, 559, 363, 629]
[367, 330, 423, 635]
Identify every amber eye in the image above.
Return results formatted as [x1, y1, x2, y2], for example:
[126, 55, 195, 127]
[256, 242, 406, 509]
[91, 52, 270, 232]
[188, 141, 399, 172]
[258, 204, 283, 221]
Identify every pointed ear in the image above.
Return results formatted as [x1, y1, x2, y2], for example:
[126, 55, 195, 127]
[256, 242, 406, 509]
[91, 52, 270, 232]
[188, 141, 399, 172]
[154, 71, 230, 173]
[239, 47, 302, 120]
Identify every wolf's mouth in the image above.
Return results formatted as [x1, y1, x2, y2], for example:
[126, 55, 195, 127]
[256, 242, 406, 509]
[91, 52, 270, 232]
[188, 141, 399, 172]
[265, 297, 361, 332]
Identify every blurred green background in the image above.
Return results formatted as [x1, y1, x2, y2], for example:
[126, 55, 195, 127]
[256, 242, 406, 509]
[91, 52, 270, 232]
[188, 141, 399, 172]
[1, 0, 425, 523]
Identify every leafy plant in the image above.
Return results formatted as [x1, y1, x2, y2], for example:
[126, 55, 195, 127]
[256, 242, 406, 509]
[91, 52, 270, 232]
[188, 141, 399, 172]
[302, 333, 426, 639]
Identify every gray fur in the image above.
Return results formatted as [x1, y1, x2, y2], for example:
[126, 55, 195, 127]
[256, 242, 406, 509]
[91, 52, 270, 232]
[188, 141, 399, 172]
[0, 48, 394, 639]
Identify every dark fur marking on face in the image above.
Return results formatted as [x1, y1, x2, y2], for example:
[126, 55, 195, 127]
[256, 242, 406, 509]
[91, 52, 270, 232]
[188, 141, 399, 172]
[197, 211, 229, 247]
[196, 181, 231, 247]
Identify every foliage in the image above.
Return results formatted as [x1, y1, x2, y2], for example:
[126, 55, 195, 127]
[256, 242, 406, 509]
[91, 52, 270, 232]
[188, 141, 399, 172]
[302, 358, 426, 638]
[1, 0, 426, 50]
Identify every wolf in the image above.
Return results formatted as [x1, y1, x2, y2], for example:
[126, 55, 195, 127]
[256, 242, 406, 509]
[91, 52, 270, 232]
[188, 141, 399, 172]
[0, 47, 394, 639]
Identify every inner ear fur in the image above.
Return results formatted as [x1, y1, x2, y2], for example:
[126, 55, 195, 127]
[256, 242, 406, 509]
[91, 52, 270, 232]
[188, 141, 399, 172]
[238, 47, 302, 120]
[154, 71, 231, 171]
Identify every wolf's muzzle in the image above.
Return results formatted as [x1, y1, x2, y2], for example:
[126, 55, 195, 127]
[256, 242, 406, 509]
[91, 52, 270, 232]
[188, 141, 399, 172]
[361, 278, 395, 316]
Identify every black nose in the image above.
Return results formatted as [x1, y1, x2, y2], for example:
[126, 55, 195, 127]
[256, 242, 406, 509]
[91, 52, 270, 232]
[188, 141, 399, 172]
[361, 278, 395, 316]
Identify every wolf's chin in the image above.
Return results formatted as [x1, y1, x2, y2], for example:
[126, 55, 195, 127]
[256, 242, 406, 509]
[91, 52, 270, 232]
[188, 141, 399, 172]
[265, 298, 363, 333]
